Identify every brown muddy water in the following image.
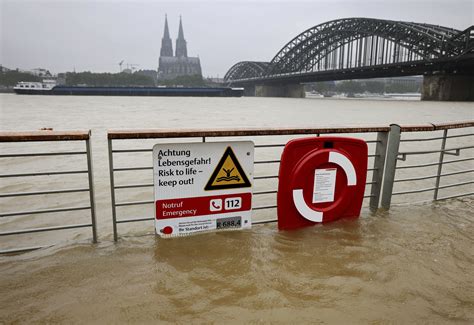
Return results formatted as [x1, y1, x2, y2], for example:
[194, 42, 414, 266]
[0, 94, 473, 323]
[1, 199, 473, 323]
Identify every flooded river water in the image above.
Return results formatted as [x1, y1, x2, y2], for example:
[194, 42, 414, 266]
[0, 94, 473, 323]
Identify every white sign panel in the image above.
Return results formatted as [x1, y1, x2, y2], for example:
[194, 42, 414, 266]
[312, 168, 337, 203]
[153, 141, 254, 237]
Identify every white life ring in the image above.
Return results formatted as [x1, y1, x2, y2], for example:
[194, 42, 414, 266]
[292, 151, 357, 222]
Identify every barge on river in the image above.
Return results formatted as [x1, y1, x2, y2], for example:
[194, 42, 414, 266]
[13, 81, 243, 97]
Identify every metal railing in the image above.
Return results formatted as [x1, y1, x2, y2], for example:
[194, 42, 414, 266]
[108, 126, 390, 240]
[2, 122, 472, 248]
[0, 130, 97, 254]
[381, 121, 474, 208]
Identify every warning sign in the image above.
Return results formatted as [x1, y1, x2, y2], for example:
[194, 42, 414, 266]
[153, 141, 254, 237]
[205, 147, 251, 190]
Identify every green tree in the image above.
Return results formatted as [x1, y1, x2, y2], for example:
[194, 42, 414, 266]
[0, 70, 41, 87]
[157, 74, 205, 87]
[310, 81, 336, 94]
[364, 81, 385, 94]
[385, 82, 420, 93]
[65, 72, 154, 86]
[336, 80, 364, 94]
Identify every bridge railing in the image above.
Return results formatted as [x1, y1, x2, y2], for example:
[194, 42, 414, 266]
[0, 130, 97, 254]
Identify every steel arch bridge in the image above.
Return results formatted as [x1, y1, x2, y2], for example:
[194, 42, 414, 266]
[224, 18, 473, 83]
[224, 61, 271, 81]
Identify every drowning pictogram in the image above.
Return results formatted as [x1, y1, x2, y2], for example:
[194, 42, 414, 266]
[217, 167, 239, 182]
[205, 147, 251, 190]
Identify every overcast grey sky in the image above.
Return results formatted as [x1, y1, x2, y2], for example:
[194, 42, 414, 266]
[1, 0, 473, 77]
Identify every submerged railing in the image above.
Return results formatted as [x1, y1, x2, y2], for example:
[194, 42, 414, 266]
[0, 130, 97, 254]
[381, 122, 474, 207]
[107, 126, 388, 240]
[0, 121, 472, 251]
[381, 122, 474, 209]
[108, 121, 473, 240]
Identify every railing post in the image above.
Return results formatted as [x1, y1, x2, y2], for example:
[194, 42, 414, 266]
[85, 136, 98, 243]
[434, 129, 448, 200]
[108, 138, 119, 241]
[369, 131, 388, 210]
[381, 124, 401, 209]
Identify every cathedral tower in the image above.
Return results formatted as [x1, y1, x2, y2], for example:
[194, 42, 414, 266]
[158, 15, 202, 81]
[160, 15, 173, 57]
[175, 16, 188, 57]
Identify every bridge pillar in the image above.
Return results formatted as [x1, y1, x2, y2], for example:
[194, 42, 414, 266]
[255, 84, 306, 98]
[243, 85, 256, 96]
[422, 74, 474, 101]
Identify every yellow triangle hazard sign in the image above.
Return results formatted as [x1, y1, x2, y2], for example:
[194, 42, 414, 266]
[205, 147, 251, 190]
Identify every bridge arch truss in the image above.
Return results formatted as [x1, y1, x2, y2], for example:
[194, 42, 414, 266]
[223, 61, 271, 82]
[269, 18, 463, 75]
[224, 18, 472, 82]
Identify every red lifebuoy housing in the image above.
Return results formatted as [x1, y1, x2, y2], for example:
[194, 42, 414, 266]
[277, 137, 368, 230]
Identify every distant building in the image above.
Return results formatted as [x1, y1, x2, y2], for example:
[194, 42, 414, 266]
[29, 68, 52, 77]
[157, 16, 202, 81]
[380, 76, 422, 88]
[56, 73, 66, 85]
[207, 77, 225, 84]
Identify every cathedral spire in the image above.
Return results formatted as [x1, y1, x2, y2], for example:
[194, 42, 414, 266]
[160, 14, 173, 57]
[178, 15, 185, 40]
[175, 15, 188, 57]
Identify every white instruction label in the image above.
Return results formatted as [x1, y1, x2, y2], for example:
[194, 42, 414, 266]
[312, 168, 337, 203]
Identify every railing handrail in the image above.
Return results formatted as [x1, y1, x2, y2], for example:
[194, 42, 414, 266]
[398, 123, 436, 132]
[0, 130, 90, 142]
[108, 125, 391, 139]
[107, 121, 474, 140]
[432, 121, 474, 130]
[398, 120, 474, 132]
